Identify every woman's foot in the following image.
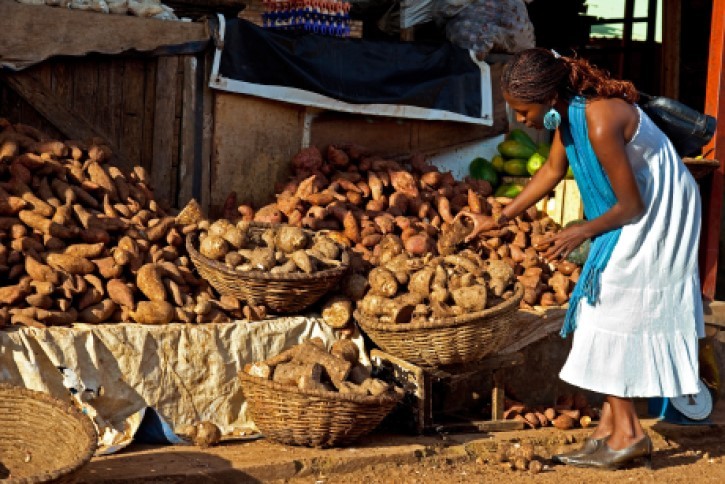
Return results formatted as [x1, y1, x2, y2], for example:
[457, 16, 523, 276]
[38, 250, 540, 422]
[551, 436, 607, 465]
[564, 435, 653, 470]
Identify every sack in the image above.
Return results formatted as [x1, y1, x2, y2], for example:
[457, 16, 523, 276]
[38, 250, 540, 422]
[638, 92, 717, 157]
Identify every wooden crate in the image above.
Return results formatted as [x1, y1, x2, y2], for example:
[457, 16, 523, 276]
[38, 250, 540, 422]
[504, 176, 584, 227]
[544, 179, 584, 226]
[0, 53, 213, 211]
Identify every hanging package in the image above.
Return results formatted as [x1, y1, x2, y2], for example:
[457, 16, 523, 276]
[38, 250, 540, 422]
[638, 92, 717, 157]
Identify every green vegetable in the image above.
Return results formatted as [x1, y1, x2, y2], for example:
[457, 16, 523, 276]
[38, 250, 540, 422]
[491, 154, 505, 173]
[564, 219, 590, 265]
[469, 157, 499, 187]
[537, 142, 551, 158]
[506, 129, 538, 152]
[497, 140, 537, 160]
[526, 153, 546, 176]
[494, 183, 524, 198]
[503, 158, 528, 176]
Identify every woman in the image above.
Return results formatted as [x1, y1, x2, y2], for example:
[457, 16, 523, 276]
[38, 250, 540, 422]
[457, 48, 704, 469]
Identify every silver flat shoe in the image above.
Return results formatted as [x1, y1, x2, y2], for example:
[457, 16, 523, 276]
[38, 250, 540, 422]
[565, 435, 653, 470]
[552, 437, 607, 465]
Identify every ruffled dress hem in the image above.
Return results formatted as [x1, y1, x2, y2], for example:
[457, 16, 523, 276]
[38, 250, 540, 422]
[559, 323, 700, 398]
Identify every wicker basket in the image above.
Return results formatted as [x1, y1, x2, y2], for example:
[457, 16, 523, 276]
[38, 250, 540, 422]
[187, 223, 349, 313]
[239, 372, 401, 448]
[0, 384, 97, 484]
[355, 283, 525, 367]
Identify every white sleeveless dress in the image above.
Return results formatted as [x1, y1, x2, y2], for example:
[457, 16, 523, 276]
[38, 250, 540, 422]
[559, 105, 704, 398]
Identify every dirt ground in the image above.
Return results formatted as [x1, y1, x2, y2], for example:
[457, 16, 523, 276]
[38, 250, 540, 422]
[69, 399, 725, 483]
[278, 432, 725, 484]
[77, 407, 725, 483]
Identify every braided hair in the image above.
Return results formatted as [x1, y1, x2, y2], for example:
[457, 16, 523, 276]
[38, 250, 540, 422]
[501, 48, 639, 104]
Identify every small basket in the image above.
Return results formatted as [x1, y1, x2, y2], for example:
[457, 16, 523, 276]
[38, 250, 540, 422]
[355, 283, 525, 367]
[0, 384, 97, 484]
[239, 372, 401, 448]
[187, 223, 349, 313]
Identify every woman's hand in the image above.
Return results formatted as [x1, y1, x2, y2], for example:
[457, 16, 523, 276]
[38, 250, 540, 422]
[543, 223, 591, 261]
[453, 211, 498, 242]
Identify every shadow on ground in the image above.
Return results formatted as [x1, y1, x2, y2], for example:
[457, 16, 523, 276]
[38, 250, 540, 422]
[77, 450, 262, 484]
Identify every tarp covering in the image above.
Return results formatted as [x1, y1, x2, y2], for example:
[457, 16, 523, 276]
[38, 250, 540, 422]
[211, 17, 493, 125]
[0, 1, 209, 71]
[0, 317, 367, 454]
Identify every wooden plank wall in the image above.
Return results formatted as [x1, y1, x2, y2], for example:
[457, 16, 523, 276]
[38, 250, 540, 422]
[0, 53, 210, 211]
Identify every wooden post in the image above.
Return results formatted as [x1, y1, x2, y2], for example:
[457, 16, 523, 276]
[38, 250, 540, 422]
[151, 56, 179, 208]
[661, 0, 681, 99]
[700, 0, 725, 299]
[491, 370, 505, 421]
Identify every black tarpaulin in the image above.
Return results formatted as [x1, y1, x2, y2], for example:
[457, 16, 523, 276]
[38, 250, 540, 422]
[210, 17, 493, 125]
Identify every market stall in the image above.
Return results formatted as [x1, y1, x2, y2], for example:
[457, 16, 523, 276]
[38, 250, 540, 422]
[1, 0, 724, 481]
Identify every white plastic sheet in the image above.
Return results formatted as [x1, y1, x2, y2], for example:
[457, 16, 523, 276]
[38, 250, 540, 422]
[0, 317, 367, 453]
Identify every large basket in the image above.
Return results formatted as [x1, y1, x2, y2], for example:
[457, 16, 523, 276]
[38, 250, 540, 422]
[355, 283, 525, 367]
[239, 372, 401, 448]
[187, 223, 349, 313]
[0, 384, 97, 484]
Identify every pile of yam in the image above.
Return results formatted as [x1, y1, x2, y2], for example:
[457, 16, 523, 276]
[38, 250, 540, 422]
[228, 144, 581, 309]
[244, 337, 403, 398]
[0, 119, 258, 328]
[194, 220, 347, 275]
[493, 442, 545, 474]
[501, 392, 599, 430]
[355, 241, 518, 324]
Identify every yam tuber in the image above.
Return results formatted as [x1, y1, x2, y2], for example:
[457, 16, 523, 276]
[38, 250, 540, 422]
[131, 301, 174, 325]
[321, 296, 353, 328]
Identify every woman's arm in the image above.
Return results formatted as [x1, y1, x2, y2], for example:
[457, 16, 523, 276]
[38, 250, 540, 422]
[544, 99, 644, 260]
[456, 129, 569, 241]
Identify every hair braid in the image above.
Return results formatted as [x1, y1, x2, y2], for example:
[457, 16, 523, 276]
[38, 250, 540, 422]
[502, 48, 639, 104]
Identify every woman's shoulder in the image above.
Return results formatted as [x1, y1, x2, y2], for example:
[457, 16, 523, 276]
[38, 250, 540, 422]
[583, 98, 638, 139]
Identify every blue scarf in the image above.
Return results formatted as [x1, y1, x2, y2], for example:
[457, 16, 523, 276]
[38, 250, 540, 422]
[559, 96, 622, 338]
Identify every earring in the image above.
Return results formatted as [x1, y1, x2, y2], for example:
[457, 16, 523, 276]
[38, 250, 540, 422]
[543, 108, 561, 130]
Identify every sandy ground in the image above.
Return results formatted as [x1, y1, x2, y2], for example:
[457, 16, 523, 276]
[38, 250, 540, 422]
[76, 402, 725, 483]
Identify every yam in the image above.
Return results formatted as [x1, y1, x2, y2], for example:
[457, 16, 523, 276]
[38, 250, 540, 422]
[77, 285, 104, 311]
[321, 296, 353, 328]
[368, 267, 398, 297]
[0, 279, 30, 305]
[79, 299, 117, 324]
[199, 235, 228, 260]
[330, 339, 359, 363]
[137, 264, 167, 302]
[25, 256, 60, 284]
[311, 236, 341, 260]
[275, 226, 308, 254]
[18, 210, 76, 239]
[93, 257, 123, 279]
[107, 279, 135, 309]
[107, 166, 130, 202]
[294, 341, 351, 384]
[290, 249, 314, 273]
[146, 217, 175, 242]
[46, 253, 95, 274]
[86, 161, 118, 200]
[408, 266, 435, 296]
[273, 361, 323, 387]
[451, 285, 488, 312]
[484, 260, 515, 297]
[131, 301, 174, 325]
